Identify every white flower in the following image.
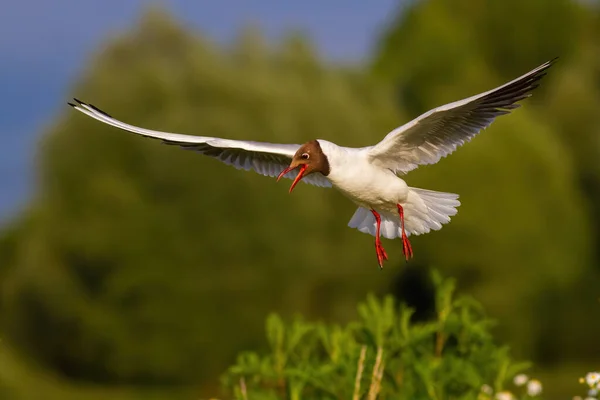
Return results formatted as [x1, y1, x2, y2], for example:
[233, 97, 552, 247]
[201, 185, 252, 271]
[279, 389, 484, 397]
[481, 384, 493, 395]
[589, 388, 598, 397]
[495, 391, 514, 400]
[586, 372, 600, 387]
[513, 374, 529, 386]
[527, 379, 542, 396]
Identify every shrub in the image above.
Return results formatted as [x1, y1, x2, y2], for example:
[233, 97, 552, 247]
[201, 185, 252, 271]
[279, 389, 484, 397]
[222, 271, 532, 399]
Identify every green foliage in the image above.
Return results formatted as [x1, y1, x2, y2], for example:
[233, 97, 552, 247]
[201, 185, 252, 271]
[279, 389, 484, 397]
[222, 272, 531, 400]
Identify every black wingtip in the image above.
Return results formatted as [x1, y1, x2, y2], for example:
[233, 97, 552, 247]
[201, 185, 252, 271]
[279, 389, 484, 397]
[71, 98, 113, 118]
[546, 57, 559, 67]
[67, 102, 76, 107]
[89, 104, 112, 118]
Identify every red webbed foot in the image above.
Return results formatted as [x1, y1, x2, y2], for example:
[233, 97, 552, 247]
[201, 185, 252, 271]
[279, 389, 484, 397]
[375, 241, 388, 268]
[397, 204, 414, 261]
[371, 209, 388, 269]
[401, 232, 413, 261]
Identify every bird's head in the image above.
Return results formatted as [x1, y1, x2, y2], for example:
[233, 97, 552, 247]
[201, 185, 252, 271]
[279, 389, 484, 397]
[277, 140, 330, 193]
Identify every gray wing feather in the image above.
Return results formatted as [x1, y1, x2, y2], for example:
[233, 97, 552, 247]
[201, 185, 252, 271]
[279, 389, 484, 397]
[368, 58, 557, 173]
[69, 99, 332, 188]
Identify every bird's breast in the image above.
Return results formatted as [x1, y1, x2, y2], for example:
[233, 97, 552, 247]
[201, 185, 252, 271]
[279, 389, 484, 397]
[327, 158, 409, 209]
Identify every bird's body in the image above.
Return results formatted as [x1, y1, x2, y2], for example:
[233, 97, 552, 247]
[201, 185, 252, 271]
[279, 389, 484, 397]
[69, 58, 557, 268]
[318, 139, 458, 261]
[317, 141, 409, 210]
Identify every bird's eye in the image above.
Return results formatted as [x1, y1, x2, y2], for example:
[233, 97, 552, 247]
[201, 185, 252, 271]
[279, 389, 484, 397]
[301, 153, 310, 160]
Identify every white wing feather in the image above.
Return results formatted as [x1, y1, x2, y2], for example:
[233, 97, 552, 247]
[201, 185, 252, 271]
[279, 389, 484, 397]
[69, 99, 332, 188]
[367, 58, 557, 173]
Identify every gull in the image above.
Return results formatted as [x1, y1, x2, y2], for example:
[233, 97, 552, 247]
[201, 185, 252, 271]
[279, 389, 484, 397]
[69, 58, 556, 268]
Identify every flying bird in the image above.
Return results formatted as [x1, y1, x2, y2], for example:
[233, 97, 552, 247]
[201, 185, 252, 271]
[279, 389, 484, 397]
[69, 58, 556, 268]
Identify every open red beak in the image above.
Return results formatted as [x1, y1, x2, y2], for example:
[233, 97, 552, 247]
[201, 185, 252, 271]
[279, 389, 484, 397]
[277, 164, 307, 193]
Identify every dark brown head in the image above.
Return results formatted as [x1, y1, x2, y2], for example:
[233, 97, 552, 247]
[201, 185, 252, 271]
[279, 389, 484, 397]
[277, 140, 331, 193]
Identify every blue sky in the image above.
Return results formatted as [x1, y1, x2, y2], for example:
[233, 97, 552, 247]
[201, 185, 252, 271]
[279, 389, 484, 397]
[0, 0, 400, 222]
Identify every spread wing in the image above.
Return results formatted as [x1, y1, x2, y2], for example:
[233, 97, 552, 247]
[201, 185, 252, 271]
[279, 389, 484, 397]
[69, 99, 332, 188]
[367, 58, 557, 173]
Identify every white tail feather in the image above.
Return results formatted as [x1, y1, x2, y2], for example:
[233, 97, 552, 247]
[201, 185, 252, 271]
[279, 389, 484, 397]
[347, 188, 460, 239]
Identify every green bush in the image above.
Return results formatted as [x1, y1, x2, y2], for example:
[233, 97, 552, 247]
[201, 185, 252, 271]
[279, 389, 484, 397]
[222, 271, 532, 400]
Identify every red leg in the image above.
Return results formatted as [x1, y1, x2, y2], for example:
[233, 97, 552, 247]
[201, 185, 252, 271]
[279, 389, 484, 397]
[370, 209, 388, 269]
[397, 204, 413, 261]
